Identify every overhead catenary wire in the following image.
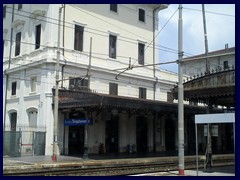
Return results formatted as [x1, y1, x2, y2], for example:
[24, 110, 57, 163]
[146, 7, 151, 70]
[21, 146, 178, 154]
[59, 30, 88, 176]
[117, 7, 179, 78]
[4, 4, 233, 63]
[183, 7, 235, 17]
[4, 6, 180, 54]
[132, 7, 179, 66]
[4, 4, 234, 80]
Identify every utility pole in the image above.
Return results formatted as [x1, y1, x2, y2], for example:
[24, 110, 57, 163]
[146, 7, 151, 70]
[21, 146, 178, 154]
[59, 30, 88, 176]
[52, 6, 62, 162]
[178, 4, 184, 176]
[202, 4, 213, 171]
[83, 37, 92, 159]
[202, 4, 210, 74]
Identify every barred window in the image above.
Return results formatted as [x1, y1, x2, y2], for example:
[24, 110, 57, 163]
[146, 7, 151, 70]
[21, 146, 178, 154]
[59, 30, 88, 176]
[15, 32, 21, 56]
[11, 82, 17, 96]
[138, 43, 145, 65]
[74, 25, 84, 51]
[109, 83, 118, 95]
[139, 87, 146, 99]
[10, 112, 17, 131]
[110, 4, 118, 12]
[35, 24, 41, 49]
[69, 77, 88, 90]
[109, 35, 117, 59]
[139, 8, 145, 22]
[3, 5, 6, 18]
[18, 4, 22, 10]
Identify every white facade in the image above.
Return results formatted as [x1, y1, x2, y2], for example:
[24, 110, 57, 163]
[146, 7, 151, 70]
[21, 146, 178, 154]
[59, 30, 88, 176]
[3, 4, 181, 155]
[182, 47, 235, 77]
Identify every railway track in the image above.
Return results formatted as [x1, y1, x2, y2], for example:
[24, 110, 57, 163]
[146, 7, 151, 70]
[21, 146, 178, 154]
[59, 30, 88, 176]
[4, 156, 235, 176]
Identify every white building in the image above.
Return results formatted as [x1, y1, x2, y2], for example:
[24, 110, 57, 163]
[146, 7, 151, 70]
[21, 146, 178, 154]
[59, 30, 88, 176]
[182, 46, 235, 77]
[4, 4, 217, 157]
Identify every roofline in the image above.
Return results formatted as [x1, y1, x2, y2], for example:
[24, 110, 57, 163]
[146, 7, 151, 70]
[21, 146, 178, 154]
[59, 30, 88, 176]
[183, 47, 235, 61]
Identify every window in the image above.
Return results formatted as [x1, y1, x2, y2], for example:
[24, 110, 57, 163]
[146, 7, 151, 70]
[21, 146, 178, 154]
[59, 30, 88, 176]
[30, 77, 37, 92]
[139, 8, 145, 22]
[224, 61, 229, 70]
[138, 43, 145, 65]
[74, 25, 84, 51]
[110, 4, 118, 12]
[35, 24, 41, 49]
[69, 77, 88, 90]
[10, 112, 17, 131]
[167, 92, 174, 103]
[11, 82, 17, 96]
[29, 110, 37, 128]
[109, 34, 117, 59]
[15, 32, 21, 56]
[18, 4, 22, 10]
[139, 87, 146, 99]
[3, 5, 6, 18]
[109, 83, 118, 95]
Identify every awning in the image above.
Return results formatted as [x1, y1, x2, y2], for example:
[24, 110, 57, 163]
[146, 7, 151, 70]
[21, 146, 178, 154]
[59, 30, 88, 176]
[53, 89, 222, 114]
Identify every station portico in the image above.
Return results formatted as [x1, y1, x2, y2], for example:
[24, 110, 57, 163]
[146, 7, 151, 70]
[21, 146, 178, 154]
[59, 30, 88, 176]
[55, 89, 224, 156]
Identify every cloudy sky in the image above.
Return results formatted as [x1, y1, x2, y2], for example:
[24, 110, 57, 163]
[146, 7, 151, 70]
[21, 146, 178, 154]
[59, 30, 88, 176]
[157, 4, 235, 73]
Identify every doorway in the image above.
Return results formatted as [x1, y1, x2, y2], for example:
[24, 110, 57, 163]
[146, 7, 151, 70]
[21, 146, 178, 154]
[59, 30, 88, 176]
[165, 117, 176, 153]
[136, 115, 148, 153]
[105, 115, 119, 153]
[68, 111, 85, 155]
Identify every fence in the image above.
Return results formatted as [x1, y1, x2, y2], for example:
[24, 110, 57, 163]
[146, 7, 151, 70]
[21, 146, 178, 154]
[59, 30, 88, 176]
[3, 130, 46, 157]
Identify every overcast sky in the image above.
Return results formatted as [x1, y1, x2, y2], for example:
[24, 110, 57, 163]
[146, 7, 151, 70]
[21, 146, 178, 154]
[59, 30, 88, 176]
[157, 4, 235, 73]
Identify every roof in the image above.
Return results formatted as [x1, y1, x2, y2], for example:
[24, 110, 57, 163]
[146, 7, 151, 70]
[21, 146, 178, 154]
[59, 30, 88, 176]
[53, 89, 222, 114]
[146, 4, 169, 10]
[183, 47, 235, 62]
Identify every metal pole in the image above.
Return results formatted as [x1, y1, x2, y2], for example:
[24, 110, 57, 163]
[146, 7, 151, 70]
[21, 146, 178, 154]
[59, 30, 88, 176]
[83, 38, 92, 159]
[178, 4, 184, 176]
[202, 4, 209, 74]
[52, 6, 62, 162]
[233, 122, 235, 153]
[195, 124, 199, 176]
[87, 37, 92, 89]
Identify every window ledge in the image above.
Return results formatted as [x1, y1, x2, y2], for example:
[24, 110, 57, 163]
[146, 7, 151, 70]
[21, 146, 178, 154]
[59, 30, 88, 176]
[29, 92, 37, 95]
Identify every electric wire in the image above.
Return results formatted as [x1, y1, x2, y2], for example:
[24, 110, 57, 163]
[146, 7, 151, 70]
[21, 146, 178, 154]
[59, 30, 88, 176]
[183, 7, 235, 17]
[5, 6, 180, 54]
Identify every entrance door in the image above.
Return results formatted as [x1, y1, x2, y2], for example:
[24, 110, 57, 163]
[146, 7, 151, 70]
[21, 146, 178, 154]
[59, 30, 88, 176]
[105, 115, 119, 153]
[165, 117, 175, 153]
[68, 111, 85, 155]
[136, 116, 148, 153]
[68, 126, 84, 155]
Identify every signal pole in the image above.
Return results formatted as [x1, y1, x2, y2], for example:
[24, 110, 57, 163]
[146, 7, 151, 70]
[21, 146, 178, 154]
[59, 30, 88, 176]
[178, 4, 185, 176]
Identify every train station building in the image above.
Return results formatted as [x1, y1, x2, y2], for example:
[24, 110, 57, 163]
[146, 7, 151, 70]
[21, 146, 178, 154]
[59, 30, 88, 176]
[3, 4, 234, 157]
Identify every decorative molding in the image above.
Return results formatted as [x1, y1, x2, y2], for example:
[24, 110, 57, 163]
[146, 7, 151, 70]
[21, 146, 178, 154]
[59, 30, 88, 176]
[29, 10, 46, 20]
[11, 20, 25, 29]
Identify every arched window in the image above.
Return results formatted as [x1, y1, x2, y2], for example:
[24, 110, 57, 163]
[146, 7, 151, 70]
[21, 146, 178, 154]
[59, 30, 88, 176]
[10, 112, 17, 131]
[27, 108, 38, 128]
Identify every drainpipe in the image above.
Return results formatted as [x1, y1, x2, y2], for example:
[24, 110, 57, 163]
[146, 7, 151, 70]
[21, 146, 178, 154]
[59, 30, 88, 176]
[4, 4, 15, 131]
[153, 5, 161, 100]
[153, 6, 160, 100]
[152, 5, 162, 153]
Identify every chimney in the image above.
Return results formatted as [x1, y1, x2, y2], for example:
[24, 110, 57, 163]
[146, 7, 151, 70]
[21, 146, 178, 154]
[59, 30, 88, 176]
[225, 43, 229, 49]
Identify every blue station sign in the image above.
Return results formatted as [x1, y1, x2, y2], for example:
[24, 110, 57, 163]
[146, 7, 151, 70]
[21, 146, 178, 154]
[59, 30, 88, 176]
[64, 118, 93, 126]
